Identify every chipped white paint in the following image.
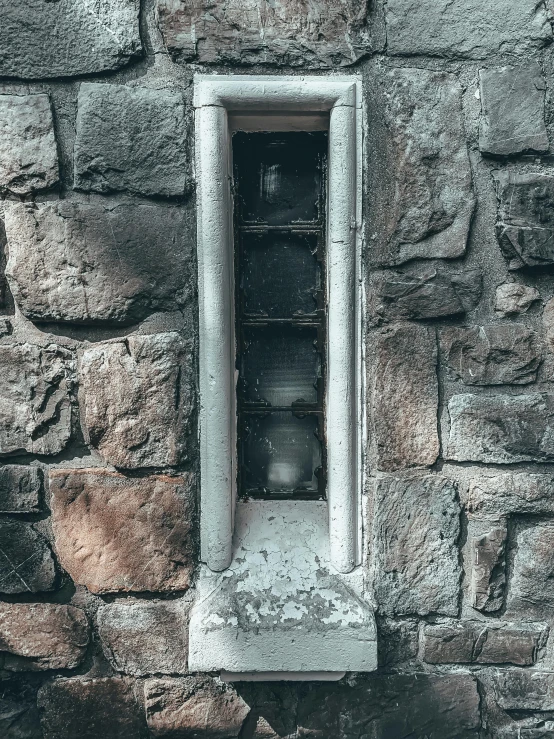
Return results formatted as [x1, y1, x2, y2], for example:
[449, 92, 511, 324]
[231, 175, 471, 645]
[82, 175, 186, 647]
[189, 501, 377, 674]
[194, 74, 362, 574]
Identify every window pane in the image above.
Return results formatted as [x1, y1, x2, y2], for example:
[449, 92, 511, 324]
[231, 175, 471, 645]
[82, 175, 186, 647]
[241, 232, 320, 317]
[241, 412, 322, 494]
[233, 132, 326, 225]
[241, 325, 320, 407]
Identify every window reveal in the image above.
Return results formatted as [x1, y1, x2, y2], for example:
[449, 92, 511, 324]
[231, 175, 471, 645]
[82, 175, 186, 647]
[233, 132, 327, 499]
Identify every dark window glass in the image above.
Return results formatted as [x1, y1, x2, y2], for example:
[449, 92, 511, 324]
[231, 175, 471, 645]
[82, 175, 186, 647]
[240, 232, 321, 318]
[233, 132, 325, 225]
[234, 132, 327, 499]
[241, 413, 322, 495]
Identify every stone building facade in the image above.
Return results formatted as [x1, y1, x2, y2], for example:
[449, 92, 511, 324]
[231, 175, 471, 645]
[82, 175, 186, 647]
[2, 1, 554, 737]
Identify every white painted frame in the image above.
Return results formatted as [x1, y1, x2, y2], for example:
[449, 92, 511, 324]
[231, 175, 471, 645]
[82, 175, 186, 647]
[194, 75, 362, 574]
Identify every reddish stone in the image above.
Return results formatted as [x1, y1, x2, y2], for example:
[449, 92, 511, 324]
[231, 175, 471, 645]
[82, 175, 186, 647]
[0, 602, 88, 671]
[50, 468, 196, 594]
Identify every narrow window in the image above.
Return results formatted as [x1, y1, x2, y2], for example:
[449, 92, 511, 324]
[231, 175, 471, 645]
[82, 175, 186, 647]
[233, 132, 327, 499]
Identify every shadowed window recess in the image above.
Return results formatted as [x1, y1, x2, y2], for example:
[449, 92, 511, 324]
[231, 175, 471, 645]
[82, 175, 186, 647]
[233, 132, 327, 499]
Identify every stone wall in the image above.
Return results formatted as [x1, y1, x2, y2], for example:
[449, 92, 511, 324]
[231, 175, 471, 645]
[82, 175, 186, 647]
[1, 1, 554, 738]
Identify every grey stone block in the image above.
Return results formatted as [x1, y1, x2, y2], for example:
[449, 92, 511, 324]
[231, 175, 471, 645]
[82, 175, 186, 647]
[385, 0, 551, 58]
[367, 68, 474, 267]
[0, 0, 141, 79]
[74, 83, 190, 198]
[507, 522, 554, 619]
[98, 600, 189, 676]
[470, 524, 507, 612]
[369, 322, 439, 471]
[467, 473, 554, 517]
[38, 678, 144, 739]
[4, 201, 195, 325]
[369, 266, 482, 322]
[446, 393, 554, 464]
[79, 333, 194, 469]
[495, 283, 541, 317]
[0, 94, 58, 195]
[494, 171, 554, 269]
[370, 474, 461, 616]
[0, 466, 41, 514]
[0, 343, 73, 457]
[441, 324, 542, 385]
[0, 520, 56, 594]
[479, 63, 548, 156]
[488, 670, 554, 711]
[296, 673, 481, 738]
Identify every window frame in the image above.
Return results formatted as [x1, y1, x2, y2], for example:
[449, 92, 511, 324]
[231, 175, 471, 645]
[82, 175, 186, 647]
[194, 75, 362, 574]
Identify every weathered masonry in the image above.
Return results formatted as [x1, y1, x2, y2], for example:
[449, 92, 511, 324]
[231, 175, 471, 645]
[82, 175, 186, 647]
[2, 0, 554, 737]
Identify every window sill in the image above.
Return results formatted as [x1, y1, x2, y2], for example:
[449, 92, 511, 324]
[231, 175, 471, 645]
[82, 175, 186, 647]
[188, 500, 377, 675]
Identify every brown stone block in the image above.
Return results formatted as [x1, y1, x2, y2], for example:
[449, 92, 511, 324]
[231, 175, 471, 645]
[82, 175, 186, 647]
[157, 0, 381, 68]
[0, 602, 88, 671]
[467, 473, 554, 518]
[422, 621, 546, 666]
[470, 524, 507, 612]
[38, 677, 145, 739]
[79, 333, 195, 469]
[369, 322, 439, 471]
[144, 676, 250, 737]
[50, 468, 196, 594]
[97, 599, 189, 676]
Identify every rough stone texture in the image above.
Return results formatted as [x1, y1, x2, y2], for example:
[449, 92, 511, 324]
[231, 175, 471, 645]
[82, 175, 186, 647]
[377, 618, 419, 667]
[0, 1, 141, 79]
[368, 266, 482, 323]
[369, 475, 461, 616]
[544, 296, 554, 353]
[0, 679, 41, 739]
[0, 520, 56, 594]
[385, 0, 552, 58]
[446, 393, 554, 464]
[367, 68, 474, 267]
[296, 673, 481, 738]
[422, 622, 546, 666]
[144, 677, 250, 738]
[38, 678, 145, 739]
[506, 522, 554, 619]
[470, 524, 507, 612]
[488, 671, 554, 711]
[467, 473, 554, 517]
[74, 84, 190, 198]
[4, 201, 194, 325]
[0, 94, 58, 195]
[0, 465, 41, 513]
[79, 333, 194, 468]
[496, 283, 541, 317]
[479, 63, 548, 156]
[494, 171, 554, 270]
[441, 324, 542, 385]
[156, 0, 379, 68]
[0, 603, 88, 671]
[0, 342, 73, 457]
[254, 717, 280, 739]
[97, 600, 189, 676]
[369, 322, 438, 471]
[50, 468, 195, 594]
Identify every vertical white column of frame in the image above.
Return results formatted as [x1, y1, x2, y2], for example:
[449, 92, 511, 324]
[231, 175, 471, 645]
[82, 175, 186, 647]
[196, 104, 235, 571]
[327, 102, 357, 574]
